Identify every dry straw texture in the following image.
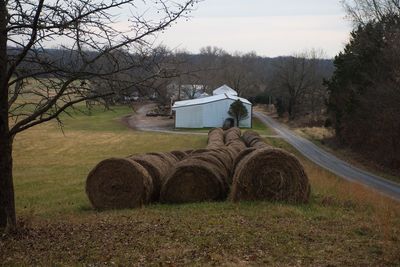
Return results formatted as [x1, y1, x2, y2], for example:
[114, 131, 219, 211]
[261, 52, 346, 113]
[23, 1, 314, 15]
[86, 158, 153, 209]
[231, 148, 310, 203]
[170, 150, 188, 160]
[129, 153, 179, 201]
[207, 128, 225, 149]
[161, 128, 235, 203]
[160, 159, 226, 203]
[231, 131, 311, 203]
[242, 130, 272, 149]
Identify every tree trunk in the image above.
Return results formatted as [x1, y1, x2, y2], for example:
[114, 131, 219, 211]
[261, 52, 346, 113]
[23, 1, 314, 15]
[0, 0, 16, 230]
[0, 136, 15, 230]
[288, 97, 296, 120]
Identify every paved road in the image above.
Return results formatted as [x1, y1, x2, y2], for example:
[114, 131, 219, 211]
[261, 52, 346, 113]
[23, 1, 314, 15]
[255, 112, 400, 201]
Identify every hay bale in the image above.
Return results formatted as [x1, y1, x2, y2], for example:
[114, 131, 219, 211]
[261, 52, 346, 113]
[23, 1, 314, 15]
[207, 128, 225, 149]
[190, 148, 212, 155]
[242, 130, 272, 149]
[147, 152, 179, 166]
[190, 153, 230, 190]
[191, 148, 236, 184]
[170, 150, 188, 160]
[160, 159, 226, 204]
[222, 147, 239, 163]
[129, 154, 175, 201]
[86, 158, 153, 209]
[206, 150, 234, 170]
[225, 141, 247, 153]
[224, 127, 242, 143]
[230, 148, 310, 203]
[232, 148, 257, 173]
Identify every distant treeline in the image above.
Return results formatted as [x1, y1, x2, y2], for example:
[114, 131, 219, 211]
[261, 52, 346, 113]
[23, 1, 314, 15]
[10, 46, 334, 122]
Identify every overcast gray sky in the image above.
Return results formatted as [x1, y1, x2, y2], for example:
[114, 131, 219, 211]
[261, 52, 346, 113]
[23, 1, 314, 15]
[155, 0, 352, 57]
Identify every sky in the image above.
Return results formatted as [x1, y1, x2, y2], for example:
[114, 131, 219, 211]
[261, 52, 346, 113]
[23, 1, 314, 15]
[154, 0, 352, 58]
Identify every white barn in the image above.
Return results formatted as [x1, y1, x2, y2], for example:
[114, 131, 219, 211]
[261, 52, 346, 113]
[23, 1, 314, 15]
[213, 84, 238, 96]
[172, 91, 252, 129]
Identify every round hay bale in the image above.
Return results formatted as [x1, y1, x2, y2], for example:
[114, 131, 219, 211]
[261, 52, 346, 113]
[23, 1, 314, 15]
[225, 141, 246, 154]
[231, 148, 310, 204]
[160, 159, 226, 204]
[243, 131, 271, 149]
[207, 150, 234, 170]
[207, 128, 225, 148]
[86, 158, 153, 209]
[232, 147, 257, 172]
[224, 127, 241, 143]
[207, 144, 223, 150]
[147, 152, 179, 166]
[170, 150, 188, 160]
[129, 154, 172, 201]
[207, 152, 234, 184]
[190, 148, 211, 155]
[208, 127, 223, 135]
[190, 154, 230, 190]
[222, 146, 240, 163]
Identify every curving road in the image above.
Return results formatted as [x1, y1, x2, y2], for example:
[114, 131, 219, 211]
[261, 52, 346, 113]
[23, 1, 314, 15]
[254, 112, 400, 201]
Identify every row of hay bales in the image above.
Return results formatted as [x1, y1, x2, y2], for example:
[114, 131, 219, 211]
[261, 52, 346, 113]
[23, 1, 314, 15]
[86, 128, 310, 209]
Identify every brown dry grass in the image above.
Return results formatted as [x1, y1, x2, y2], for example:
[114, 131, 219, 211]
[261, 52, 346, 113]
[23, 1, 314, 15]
[294, 127, 335, 140]
[1, 106, 399, 266]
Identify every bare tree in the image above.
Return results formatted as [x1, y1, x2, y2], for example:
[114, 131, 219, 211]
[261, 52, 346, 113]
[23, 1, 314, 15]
[272, 49, 328, 120]
[0, 0, 198, 231]
[220, 52, 261, 98]
[343, 0, 400, 24]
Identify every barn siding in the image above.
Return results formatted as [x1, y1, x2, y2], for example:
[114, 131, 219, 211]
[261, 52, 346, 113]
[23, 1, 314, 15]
[174, 99, 252, 128]
[175, 105, 203, 128]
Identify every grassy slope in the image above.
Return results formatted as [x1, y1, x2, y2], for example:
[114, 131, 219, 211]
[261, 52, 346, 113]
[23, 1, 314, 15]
[1, 105, 400, 266]
[174, 116, 273, 135]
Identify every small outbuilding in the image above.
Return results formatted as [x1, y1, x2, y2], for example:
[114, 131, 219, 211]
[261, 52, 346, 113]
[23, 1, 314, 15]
[172, 89, 252, 128]
[213, 84, 238, 96]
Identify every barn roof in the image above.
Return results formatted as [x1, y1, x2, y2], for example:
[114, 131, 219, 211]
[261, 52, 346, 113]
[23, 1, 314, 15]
[213, 85, 238, 96]
[172, 93, 251, 109]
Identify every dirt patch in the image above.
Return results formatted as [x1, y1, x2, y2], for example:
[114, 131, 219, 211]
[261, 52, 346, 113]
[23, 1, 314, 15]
[121, 102, 174, 131]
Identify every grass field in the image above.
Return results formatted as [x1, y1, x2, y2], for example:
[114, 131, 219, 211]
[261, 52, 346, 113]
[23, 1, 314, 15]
[174, 116, 273, 135]
[1, 105, 400, 266]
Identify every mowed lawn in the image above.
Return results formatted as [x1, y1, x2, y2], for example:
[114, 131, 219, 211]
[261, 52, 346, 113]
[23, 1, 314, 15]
[2, 105, 400, 266]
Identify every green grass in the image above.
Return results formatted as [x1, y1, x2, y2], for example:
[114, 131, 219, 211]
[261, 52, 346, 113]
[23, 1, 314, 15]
[13, 106, 207, 217]
[60, 105, 133, 132]
[2, 104, 400, 266]
[252, 116, 275, 135]
[174, 116, 274, 135]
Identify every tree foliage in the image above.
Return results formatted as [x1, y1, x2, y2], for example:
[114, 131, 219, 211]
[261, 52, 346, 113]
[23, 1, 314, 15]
[228, 100, 249, 127]
[326, 13, 400, 170]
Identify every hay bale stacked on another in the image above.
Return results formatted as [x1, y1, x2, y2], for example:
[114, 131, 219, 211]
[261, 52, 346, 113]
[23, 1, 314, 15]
[242, 130, 272, 149]
[86, 152, 183, 209]
[207, 128, 225, 149]
[224, 127, 247, 154]
[161, 128, 234, 204]
[170, 150, 189, 160]
[86, 158, 153, 209]
[129, 152, 180, 201]
[86, 126, 311, 209]
[230, 131, 311, 203]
